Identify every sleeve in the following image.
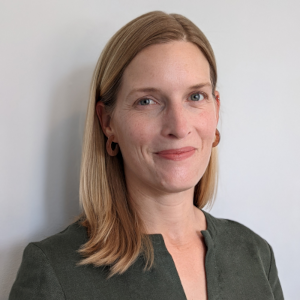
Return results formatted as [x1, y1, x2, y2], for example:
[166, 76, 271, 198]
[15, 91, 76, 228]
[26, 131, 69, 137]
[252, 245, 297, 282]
[9, 243, 65, 300]
[268, 244, 284, 300]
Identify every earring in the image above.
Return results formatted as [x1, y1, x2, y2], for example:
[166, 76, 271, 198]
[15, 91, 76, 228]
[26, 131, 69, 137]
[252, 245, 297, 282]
[212, 129, 220, 147]
[106, 135, 119, 156]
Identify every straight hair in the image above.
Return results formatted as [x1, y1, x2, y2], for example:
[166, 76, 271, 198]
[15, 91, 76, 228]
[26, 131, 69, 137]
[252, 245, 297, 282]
[78, 11, 219, 276]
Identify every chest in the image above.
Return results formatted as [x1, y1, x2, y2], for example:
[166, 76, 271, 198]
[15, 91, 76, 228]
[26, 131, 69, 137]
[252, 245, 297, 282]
[48, 231, 279, 300]
[166, 238, 207, 300]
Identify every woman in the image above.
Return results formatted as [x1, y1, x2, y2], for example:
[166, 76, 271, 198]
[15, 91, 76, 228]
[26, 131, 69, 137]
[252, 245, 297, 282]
[9, 11, 284, 300]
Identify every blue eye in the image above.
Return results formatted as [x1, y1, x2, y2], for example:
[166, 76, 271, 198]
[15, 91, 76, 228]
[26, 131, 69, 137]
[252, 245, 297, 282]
[190, 93, 204, 101]
[138, 98, 155, 105]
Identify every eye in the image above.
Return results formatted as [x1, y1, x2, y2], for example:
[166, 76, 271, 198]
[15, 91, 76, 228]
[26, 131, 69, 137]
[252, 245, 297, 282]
[190, 93, 205, 101]
[138, 98, 156, 105]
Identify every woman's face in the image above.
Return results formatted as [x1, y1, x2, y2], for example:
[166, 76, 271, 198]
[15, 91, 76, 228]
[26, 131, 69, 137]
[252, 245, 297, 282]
[99, 41, 219, 197]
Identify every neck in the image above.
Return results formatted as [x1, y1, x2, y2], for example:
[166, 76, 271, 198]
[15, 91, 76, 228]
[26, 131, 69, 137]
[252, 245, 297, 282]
[129, 186, 207, 247]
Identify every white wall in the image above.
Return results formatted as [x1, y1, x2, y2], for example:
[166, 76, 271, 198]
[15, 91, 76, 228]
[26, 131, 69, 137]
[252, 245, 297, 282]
[1, 0, 299, 299]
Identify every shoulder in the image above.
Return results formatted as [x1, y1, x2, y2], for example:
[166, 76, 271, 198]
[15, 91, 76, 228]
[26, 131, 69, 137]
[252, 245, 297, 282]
[18, 221, 88, 267]
[203, 210, 271, 247]
[201, 210, 284, 299]
[9, 222, 88, 300]
[202, 210, 273, 270]
[22, 221, 87, 276]
[31, 221, 88, 259]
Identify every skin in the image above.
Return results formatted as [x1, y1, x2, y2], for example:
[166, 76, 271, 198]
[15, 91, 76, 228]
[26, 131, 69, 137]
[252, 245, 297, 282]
[97, 41, 220, 300]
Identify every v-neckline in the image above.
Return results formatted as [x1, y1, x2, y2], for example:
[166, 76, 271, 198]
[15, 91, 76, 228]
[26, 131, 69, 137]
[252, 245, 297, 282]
[147, 209, 214, 248]
[148, 209, 220, 300]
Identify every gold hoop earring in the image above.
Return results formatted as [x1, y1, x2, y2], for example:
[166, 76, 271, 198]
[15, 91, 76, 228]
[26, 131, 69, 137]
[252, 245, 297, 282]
[106, 135, 119, 156]
[212, 129, 220, 147]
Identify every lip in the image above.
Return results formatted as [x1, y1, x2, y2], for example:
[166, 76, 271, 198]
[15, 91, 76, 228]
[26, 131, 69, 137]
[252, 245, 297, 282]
[155, 147, 196, 161]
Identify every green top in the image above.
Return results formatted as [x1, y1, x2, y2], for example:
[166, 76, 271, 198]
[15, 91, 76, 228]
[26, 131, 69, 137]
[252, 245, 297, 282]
[9, 210, 284, 300]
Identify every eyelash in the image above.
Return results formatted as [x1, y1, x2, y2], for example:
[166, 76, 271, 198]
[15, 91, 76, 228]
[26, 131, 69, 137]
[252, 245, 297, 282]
[136, 92, 208, 106]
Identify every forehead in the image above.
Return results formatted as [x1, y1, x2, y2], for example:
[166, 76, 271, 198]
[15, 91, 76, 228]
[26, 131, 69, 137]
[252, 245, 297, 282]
[121, 41, 211, 90]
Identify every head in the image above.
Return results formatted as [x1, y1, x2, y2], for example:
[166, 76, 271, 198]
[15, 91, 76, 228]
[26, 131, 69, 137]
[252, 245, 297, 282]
[79, 11, 219, 275]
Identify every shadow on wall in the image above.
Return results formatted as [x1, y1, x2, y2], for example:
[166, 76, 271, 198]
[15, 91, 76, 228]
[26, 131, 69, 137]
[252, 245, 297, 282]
[2, 66, 94, 300]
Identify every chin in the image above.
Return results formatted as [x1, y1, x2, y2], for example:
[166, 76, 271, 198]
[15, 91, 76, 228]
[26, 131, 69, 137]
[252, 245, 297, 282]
[156, 174, 201, 194]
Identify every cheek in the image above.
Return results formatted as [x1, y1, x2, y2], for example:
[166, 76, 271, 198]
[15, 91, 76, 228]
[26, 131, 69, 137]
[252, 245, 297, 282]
[114, 115, 156, 154]
[195, 110, 218, 142]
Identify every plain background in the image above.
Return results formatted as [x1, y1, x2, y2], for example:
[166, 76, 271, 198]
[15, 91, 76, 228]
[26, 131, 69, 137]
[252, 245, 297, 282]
[1, 0, 299, 299]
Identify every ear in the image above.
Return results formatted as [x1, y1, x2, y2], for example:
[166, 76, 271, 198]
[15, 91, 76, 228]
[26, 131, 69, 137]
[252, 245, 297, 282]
[214, 90, 220, 123]
[95, 101, 116, 139]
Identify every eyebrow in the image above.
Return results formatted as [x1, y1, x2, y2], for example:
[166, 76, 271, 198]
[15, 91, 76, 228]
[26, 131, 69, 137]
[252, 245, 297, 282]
[126, 82, 212, 100]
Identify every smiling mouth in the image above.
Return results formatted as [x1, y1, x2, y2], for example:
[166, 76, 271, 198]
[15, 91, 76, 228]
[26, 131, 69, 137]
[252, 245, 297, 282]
[155, 147, 196, 161]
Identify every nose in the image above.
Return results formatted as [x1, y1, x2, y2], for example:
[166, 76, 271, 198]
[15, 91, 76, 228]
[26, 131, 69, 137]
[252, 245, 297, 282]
[160, 102, 191, 139]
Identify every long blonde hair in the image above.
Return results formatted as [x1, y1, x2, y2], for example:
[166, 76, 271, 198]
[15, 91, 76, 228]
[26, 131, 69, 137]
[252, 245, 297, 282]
[78, 11, 218, 276]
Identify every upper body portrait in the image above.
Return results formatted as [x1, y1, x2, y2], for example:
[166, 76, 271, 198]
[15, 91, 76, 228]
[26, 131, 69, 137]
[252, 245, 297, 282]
[9, 11, 284, 300]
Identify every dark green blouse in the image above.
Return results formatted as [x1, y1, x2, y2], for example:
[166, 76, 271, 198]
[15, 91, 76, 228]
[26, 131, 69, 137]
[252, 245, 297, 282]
[9, 210, 284, 300]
